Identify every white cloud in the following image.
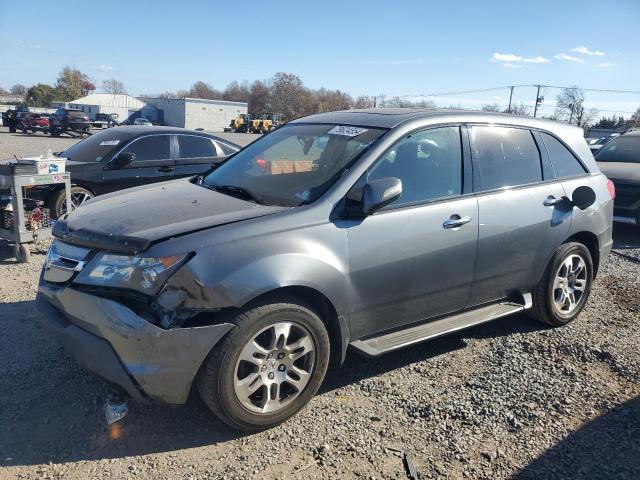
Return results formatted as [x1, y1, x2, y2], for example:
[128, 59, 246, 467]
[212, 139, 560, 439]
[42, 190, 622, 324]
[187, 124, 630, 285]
[503, 63, 521, 69]
[93, 64, 115, 72]
[523, 55, 550, 63]
[572, 45, 605, 56]
[554, 53, 584, 63]
[492, 53, 522, 62]
[492, 53, 549, 65]
[597, 62, 613, 68]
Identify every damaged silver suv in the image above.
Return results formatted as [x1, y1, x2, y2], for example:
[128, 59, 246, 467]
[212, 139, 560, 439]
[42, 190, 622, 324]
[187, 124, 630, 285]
[38, 109, 613, 431]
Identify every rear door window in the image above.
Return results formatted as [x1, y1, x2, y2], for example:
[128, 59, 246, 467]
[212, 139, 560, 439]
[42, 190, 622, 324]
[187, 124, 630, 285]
[122, 135, 171, 163]
[470, 126, 542, 191]
[177, 135, 218, 158]
[540, 133, 587, 177]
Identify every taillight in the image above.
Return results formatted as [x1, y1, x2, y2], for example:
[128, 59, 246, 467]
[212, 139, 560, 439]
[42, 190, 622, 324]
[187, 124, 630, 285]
[606, 179, 616, 200]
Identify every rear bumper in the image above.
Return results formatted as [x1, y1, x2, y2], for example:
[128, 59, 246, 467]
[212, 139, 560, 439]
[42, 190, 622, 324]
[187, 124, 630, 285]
[37, 280, 234, 404]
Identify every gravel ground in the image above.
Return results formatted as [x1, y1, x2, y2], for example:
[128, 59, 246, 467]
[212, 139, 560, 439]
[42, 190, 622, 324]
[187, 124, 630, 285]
[0, 130, 639, 479]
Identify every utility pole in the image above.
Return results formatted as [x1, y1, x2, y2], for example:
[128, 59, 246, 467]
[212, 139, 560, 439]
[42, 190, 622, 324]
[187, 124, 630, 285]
[569, 103, 575, 123]
[507, 86, 514, 114]
[533, 85, 542, 118]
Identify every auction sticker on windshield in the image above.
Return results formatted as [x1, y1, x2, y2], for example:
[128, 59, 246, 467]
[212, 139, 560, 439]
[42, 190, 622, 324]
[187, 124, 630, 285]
[328, 126, 369, 137]
[99, 140, 120, 146]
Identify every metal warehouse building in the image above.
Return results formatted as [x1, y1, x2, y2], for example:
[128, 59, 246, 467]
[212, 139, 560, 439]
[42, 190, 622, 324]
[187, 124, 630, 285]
[144, 97, 248, 131]
[54, 93, 152, 124]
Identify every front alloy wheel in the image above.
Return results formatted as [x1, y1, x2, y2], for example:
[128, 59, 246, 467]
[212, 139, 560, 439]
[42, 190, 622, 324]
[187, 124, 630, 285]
[234, 322, 315, 414]
[197, 295, 330, 431]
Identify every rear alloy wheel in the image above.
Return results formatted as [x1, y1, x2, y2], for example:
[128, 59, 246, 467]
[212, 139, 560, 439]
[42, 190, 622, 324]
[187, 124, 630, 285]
[50, 186, 94, 218]
[197, 295, 330, 431]
[529, 242, 593, 326]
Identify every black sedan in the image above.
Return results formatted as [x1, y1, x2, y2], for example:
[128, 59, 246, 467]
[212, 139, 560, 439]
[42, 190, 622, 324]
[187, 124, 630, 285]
[30, 126, 240, 217]
[596, 130, 640, 225]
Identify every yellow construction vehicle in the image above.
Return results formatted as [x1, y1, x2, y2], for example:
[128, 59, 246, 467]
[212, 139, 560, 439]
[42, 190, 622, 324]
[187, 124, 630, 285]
[258, 113, 282, 133]
[248, 117, 263, 134]
[229, 114, 252, 133]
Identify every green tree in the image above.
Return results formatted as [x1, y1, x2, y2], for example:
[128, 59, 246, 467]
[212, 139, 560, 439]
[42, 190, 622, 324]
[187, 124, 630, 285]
[26, 83, 59, 107]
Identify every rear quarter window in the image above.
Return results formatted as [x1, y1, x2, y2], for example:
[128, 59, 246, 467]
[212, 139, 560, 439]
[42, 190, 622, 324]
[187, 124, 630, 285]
[540, 132, 587, 178]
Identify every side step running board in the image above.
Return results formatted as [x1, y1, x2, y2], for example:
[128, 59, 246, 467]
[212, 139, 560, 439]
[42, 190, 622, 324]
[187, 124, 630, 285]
[350, 293, 531, 357]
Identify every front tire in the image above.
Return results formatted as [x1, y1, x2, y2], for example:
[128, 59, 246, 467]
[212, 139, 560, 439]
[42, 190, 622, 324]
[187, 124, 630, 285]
[197, 294, 330, 431]
[49, 186, 94, 218]
[529, 242, 593, 327]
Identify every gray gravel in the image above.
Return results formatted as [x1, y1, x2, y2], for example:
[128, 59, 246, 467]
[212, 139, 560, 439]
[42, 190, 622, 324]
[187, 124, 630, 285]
[0, 130, 639, 479]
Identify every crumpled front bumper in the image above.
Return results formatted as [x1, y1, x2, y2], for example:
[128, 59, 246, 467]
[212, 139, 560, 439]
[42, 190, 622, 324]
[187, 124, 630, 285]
[37, 281, 234, 404]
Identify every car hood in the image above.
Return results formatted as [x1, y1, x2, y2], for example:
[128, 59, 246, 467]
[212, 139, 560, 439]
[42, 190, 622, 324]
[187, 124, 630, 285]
[597, 162, 640, 186]
[54, 179, 290, 253]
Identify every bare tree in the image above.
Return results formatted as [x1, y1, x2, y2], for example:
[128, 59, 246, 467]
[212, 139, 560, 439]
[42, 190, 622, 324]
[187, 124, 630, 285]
[482, 103, 501, 112]
[223, 80, 250, 103]
[269, 72, 318, 121]
[354, 95, 375, 109]
[628, 107, 640, 128]
[506, 103, 530, 116]
[9, 84, 27, 97]
[315, 88, 353, 112]
[248, 80, 270, 115]
[555, 86, 585, 125]
[187, 81, 221, 99]
[102, 79, 126, 94]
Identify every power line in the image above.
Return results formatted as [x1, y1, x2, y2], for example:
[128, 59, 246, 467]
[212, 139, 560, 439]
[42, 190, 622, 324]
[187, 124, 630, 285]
[392, 84, 640, 99]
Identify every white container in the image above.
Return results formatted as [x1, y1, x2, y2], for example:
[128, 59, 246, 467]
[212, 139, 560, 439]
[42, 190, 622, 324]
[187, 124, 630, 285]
[20, 157, 66, 175]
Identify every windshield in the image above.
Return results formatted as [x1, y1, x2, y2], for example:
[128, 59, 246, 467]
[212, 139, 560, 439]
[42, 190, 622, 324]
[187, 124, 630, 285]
[596, 135, 640, 163]
[61, 129, 132, 162]
[203, 124, 386, 206]
[67, 110, 86, 118]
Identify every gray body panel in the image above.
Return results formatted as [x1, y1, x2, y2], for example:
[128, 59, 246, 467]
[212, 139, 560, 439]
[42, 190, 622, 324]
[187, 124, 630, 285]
[38, 109, 613, 404]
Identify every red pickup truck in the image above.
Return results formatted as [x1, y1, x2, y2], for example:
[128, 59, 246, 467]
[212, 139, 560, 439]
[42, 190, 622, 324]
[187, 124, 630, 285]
[20, 113, 50, 134]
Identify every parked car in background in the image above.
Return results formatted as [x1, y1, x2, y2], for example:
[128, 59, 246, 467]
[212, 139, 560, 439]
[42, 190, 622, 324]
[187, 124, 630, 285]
[2, 105, 30, 132]
[20, 113, 50, 134]
[37, 110, 613, 431]
[589, 133, 621, 155]
[20, 126, 239, 218]
[49, 109, 91, 136]
[92, 113, 118, 129]
[133, 118, 152, 126]
[596, 130, 640, 224]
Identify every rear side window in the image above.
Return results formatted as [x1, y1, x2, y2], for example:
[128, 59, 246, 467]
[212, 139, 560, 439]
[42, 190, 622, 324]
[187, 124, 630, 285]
[540, 133, 587, 177]
[122, 135, 171, 162]
[218, 142, 238, 156]
[178, 135, 217, 158]
[596, 136, 640, 163]
[470, 126, 542, 191]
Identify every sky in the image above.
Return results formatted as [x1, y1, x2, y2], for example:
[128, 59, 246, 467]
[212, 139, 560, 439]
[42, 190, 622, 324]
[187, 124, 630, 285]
[2, 0, 639, 118]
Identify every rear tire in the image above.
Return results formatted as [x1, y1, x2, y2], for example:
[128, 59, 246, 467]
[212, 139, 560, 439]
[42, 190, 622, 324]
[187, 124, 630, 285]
[197, 294, 330, 431]
[529, 242, 593, 327]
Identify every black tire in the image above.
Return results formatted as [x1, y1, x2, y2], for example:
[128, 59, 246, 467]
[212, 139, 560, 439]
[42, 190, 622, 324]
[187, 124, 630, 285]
[50, 127, 59, 137]
[197, 294, 331, 431]
[48, 186, 94, 219]
[15, 244, 31, 263]
[9, 126, 16, 133]
[529, 242, 593, 327]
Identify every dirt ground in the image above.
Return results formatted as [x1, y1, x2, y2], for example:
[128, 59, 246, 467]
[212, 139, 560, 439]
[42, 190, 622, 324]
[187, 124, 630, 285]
[0, 127, 639, 479]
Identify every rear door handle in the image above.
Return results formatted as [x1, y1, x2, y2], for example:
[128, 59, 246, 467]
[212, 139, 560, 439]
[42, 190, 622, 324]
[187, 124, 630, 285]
[157, 166, 174, 173]
[543, 195, 565, 207]
[443, 214, 472, 229]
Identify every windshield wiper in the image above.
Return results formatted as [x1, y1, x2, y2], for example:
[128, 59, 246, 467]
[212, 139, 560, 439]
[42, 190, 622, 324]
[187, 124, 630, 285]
[208, 184, 263, 204]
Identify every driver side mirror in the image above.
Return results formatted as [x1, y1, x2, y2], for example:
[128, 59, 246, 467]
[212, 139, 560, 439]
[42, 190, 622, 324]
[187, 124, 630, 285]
[110, 152, 135, 169]
[361, 177, 403, 215]
[571, 185, 596, 210]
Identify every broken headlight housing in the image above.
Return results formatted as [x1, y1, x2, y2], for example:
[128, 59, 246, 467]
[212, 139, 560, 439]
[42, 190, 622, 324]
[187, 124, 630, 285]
[75, 252, 188, 295]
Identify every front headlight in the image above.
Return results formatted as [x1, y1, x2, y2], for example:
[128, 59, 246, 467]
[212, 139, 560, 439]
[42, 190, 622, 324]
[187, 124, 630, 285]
[75, 252, 188, 294]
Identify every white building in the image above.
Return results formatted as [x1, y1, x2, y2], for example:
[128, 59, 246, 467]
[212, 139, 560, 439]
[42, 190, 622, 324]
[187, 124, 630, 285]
[144, 97, 248, 131]
[54, 93, 149, 123]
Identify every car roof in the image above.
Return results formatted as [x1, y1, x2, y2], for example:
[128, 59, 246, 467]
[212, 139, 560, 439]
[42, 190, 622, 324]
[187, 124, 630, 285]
[89, 125, 241, 148]
[290, 108, 576, 131]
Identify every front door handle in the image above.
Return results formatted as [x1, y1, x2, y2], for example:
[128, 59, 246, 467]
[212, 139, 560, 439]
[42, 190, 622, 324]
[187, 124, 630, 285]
[443, 214, 472, 229]
[157, 166, 174, 173]
[543, 195, 565, 207]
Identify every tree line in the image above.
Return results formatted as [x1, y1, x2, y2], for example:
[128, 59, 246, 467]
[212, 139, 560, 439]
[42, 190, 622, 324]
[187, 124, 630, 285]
[3, 68, 639, 128]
